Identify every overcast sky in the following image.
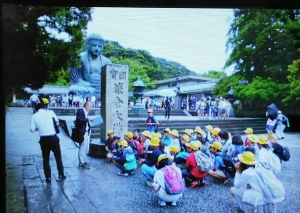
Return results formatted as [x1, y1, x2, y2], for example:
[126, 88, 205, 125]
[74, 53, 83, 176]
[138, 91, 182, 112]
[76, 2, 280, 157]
[85, 8, 235, 75]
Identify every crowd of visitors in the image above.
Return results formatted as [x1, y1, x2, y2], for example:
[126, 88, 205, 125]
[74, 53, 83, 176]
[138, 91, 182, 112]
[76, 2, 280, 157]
[28, 93, 99, 113]
[101, 111, 287, 211]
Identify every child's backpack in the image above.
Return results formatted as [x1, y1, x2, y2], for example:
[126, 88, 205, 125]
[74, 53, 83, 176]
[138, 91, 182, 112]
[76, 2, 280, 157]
[161, 166, 184, 195]
[255, 167, 285, 204]
[194, 150, 214, 172]
[280, 146, 290, 161]
[132, 140, 144, 156]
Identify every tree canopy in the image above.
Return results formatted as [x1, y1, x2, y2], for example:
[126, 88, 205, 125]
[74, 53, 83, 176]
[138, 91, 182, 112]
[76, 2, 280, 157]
[2, 4, 93, 103]
[221, 9, 300, 110]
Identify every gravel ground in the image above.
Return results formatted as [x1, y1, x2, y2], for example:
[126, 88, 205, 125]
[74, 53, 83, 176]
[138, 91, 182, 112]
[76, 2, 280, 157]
[6, 107, 300, 213]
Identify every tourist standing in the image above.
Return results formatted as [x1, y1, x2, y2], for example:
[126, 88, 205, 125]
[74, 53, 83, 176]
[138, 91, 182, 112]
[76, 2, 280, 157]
[164, 97, 171, 119]
[30, 99, 66, 183]
[145, 109, 159, 133]
[275, 110, 286, 139]
[29, 93, 40, 113]
[181, 98, 187, 110]
[75, 102, 94, 168]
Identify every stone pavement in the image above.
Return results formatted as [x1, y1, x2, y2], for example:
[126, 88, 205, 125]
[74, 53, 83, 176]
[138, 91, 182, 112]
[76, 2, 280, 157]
[6, 107, 300, 213]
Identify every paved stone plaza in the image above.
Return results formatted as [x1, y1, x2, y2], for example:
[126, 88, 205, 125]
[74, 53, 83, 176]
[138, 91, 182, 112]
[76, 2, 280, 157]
[6, 107, 300, 213]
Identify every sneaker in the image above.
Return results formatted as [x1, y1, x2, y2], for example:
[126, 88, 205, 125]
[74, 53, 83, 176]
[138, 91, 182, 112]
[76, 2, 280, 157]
[171, 201, 177, 206]
[118, 172, 129, 176]
[146, 181, 154, 187]
[190, 181, 199, 189]
[129, 171, 135, 175]
[158, 199, 166, 207]
[46, 178, 51, 183]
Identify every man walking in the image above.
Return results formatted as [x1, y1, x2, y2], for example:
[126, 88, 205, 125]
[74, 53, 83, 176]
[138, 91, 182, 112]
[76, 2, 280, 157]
[29, 93, 40, 113]
[164, 97, 171, 119]
[75, 102, 94, 168]
[30, 99, 66, 183]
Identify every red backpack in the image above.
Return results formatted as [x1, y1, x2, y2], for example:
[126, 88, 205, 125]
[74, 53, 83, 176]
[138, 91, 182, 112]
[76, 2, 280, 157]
[132, 140, 144, 155]
[161, 166, 184, 195]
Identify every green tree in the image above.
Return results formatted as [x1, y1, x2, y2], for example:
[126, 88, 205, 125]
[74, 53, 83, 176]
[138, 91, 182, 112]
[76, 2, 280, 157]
[201, 70, 227, 79]
[223, 9, 300, 110]
[2, 4, 93, 103]
[225, 9, 300, 82]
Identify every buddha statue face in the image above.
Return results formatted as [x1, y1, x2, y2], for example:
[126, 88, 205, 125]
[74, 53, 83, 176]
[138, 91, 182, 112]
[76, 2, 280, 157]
[87, 39, 104, 57]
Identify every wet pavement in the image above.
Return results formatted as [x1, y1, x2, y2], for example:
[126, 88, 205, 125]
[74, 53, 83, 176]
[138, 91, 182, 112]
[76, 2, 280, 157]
[6, 107, 300, 213]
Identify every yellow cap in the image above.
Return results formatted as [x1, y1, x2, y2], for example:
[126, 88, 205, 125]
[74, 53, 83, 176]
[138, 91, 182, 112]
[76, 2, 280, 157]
[155, 132, 162, 139]
[147, 109, 153, 113]
[142, 130, 152, 138]
[210, 141, 222, 150]
[212, 127, 221, 136]
[164, 128, 171, 133]
[268, 134, 277, 140]
[169, 145, 179, 154]
[244, 128, 254, 134]
[192, 140, 202, 149]
[170, 129, 179, 137]
[185, 141, 199, 151]
[119, 140, 128, 147]
[257, 135, 268, 145]
[247, 134, 257, 143]
[195, 129, 205, 136]
[194, 126, 202, 132]
[157, 154, 172, 164]
[107, 130, 114, 136]
[124, 131, 133, 139]
[42, 98, 49, 104]
[149, 137, 160, 146]
[205, 125, 213, 131]
[238, 151, 256, 165]
[182, 135, 190, 143]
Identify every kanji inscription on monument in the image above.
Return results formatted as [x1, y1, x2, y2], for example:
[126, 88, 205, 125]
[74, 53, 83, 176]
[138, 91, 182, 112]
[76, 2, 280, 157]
[101, 64, 129, 141]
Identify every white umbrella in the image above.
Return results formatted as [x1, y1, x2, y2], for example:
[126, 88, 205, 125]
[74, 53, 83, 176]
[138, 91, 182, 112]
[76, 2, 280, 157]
[157, 89, 177, 97]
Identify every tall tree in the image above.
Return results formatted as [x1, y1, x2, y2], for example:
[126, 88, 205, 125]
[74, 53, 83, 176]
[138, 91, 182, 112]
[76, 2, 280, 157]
[201, 70, 227, 79]
[225, 9, 300, 82]
[2, 4, 93, 103]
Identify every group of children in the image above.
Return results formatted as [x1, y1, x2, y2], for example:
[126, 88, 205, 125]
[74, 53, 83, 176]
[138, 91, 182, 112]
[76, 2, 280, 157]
[104, 124, 288, 210]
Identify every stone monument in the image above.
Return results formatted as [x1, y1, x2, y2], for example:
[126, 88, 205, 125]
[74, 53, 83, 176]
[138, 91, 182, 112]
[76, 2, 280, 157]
[69, 33, 112, 99]
[100, 64, 129, 141]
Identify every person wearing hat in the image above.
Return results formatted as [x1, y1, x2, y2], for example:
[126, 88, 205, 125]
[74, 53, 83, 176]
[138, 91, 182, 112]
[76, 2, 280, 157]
[140, 137, 163, 186]
[191, 126, 201, 140]
[169, 129, 181, 152]
[256, 135, 281, 174]
[145, 109, 159, 133]
[152, 154, 183, 206]
[30, 99, 66, 183]
[244, 128, 254, 147]
[141, 130, 152, 158]
[105, 130, 120, 162]
[161, 128, 172, 147]
[229, 151, 264, 212]
[194, 129, 206, 146]
[211, 127, 222, 142]
[180, 135, 190, 152]
[124, 131, 139, 159]
[182, 141, 207, 188]
[169, 145, 180, 158]
[204, 125, 214, 143]
[113, 140, 137, 176]
[208, 141, 228, 182]
[246, 134, 259, 156]
[29, 93, 40, 113]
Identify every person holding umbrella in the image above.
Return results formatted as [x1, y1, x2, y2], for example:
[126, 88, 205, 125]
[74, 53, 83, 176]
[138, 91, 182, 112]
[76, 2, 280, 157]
[266, 103, 278, 135]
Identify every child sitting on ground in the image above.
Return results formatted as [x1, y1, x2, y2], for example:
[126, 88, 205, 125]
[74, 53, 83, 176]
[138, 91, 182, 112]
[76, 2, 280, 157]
[113, 140, 137, 176]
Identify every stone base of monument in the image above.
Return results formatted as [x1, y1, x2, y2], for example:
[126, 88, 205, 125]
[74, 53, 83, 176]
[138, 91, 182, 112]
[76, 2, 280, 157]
[88, 140, 106, 158]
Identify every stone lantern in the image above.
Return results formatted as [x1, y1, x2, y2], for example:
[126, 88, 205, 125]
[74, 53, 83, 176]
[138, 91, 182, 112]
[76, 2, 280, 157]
[132, 76, 147, 115]
[227, 87, 235, 117]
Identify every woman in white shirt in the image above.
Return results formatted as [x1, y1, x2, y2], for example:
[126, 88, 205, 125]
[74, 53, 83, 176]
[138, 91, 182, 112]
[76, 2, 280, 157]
[230, 151, 277, 213]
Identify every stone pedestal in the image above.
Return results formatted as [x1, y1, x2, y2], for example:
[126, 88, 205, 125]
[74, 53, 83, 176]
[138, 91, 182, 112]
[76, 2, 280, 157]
[100, 64, 129, 140]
